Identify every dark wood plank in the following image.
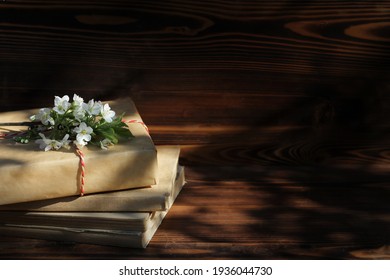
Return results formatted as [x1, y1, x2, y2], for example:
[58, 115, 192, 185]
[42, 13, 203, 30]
[1, 1, 389, 109]
[0, 1, 389, 259]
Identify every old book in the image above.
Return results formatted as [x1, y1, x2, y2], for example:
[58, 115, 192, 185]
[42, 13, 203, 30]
[0, 146, 181, 212]
[0, 165, 185, 248]
[0, 217, 161, 249]
[0, 98, 158, 205]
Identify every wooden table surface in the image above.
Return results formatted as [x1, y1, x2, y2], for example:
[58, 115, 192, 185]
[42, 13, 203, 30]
[0, 1, 389, 259]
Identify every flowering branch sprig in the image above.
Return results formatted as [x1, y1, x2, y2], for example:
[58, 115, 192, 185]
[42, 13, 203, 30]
[14, 94, 133, 151]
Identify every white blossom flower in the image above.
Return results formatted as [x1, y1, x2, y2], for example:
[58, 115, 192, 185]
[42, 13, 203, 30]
[71, 94, 86, 120]
[35, 133, 62, 151]
[99, 138, 113, 150]
[100, 103, 115, 123]
[73, 122, 93, 147]
[72, 94, 84, 107]
[53, 95, 71, 115]
[60, 134, 71, 149]
[31, 108, 55, 126]
[73, 107, 85, 121]
[82, 99, 101, 116]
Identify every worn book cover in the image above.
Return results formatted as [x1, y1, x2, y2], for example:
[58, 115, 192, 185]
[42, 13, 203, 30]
[0, 163, 185, 248]
[0, 145, 181, 212]
[0, 98, 158, 205]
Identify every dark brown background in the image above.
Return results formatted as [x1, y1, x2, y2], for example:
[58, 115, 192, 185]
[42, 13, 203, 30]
[0, 0, 389, 259]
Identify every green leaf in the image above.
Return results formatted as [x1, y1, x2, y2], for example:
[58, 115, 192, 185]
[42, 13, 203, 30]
[97, 127, 118, 144]
[115, 126, 133, 138]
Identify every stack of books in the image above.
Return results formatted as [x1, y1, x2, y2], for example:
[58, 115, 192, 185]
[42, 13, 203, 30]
[0, 99, 185, 248]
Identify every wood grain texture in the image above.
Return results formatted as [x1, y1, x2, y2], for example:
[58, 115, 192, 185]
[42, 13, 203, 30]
[0, 0, 389, 259]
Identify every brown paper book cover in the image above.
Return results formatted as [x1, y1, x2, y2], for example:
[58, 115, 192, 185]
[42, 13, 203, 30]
[0, 163, 185, 248]
[0, 145, 180, 212]
[0, 98, 158, 205]
[0, 163, 184, 231]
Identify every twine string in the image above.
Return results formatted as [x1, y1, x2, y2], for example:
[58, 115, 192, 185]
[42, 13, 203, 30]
[75, 147, 86, 196]
[74, 119, 148, 196]
[1, 119, 149, 197]
[0, 131, 26, 139]
[124, 119, 149, 133]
